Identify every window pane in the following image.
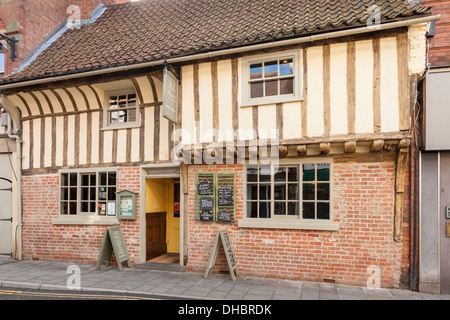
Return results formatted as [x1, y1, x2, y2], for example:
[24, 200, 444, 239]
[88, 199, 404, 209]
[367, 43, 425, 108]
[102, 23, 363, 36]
[303, 164, 315, 181]
[81, 202, 88, 212]
[274, 184, 286, 200]
[250, 82, 263, 98]
[81, 187, 89, 201]
[90, 187, 96, 201]
[259, 166, 271, 182]
[61, 173, 69, 187]
[90, 174, 96, 185]
[274, 167, 286, 182]
[288, 202, 298, 216]
[288, 167, 298, 182]
[100, 173, 107, 186]
[317, 164, 330, 181]
[128, 94, 137, 107]
[108, 172, 116, 186]
[259, 184, 271, 200]
[69, 202, 77, 215]
[61, 202, 68, 215]
[264, 60, 278, 78]
[118, 95, 127, 108]
[247, 184, 258, 200]
[247, 166, 258, 182]
[302, 183, 315, 200]
[70, 173, 77, 186]
[280, 78, 294, 95]
[317, 183, 330, 200]
[110, 111, 119, 124]
[250, 63, 263, 79]
[288, 184, 298, 200]
[70, 187, 77, 201]
[317, 203, 330, 220]
[61, 188, 68, 201]
[274, 202, 286, 215]
[259, 202, 270, 218]
[303, 202, 315, 219]
[109, 96, 118, 109]
[81, 175, 89, 186]
[128, 108, 137, 122]
[90, 202, 96, 213]
[279, 58, 293, 76]
[119, 110, 127, 122]
[108, 187, 116, 201]
[247, 202, 258, 218]
[265, 80, 278, 96]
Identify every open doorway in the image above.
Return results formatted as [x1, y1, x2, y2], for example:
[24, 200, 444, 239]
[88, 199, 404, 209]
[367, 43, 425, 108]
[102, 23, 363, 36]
[145, 177, 180, 264]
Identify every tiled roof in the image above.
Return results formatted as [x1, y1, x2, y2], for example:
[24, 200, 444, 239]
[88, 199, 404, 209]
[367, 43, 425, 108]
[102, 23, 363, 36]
[1, 0, 431, 85]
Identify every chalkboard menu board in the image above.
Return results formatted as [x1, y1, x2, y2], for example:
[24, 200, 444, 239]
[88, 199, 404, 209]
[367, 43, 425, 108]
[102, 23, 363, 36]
[200, 197, 214, 210]
[198, 181, 213, 195]
[217, 210, 232, 222]
[96, 226, 132, 271]
[196, 173, 215, 221]
[218, 186, 233, 207]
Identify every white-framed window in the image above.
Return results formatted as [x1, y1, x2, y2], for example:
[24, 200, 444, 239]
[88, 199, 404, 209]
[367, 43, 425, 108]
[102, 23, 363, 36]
[239, 159, 338, 231]
[241, 50, 302, 107]
[54, 168, 119, 225]
[103, 89, 139, 129]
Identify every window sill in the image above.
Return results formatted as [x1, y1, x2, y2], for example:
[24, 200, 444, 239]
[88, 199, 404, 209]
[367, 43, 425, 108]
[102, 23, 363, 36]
[240, 97, 303, 108]
[52, 216, 120, 226]
[237, 219, 339, 231]
[101, 123, 141, 131]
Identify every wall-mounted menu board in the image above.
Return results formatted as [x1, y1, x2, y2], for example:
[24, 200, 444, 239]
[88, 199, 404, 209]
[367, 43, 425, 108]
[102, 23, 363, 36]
[216, 173, 236, 222]
[196, 173, 215, 221]
[196, 172, 236, 222]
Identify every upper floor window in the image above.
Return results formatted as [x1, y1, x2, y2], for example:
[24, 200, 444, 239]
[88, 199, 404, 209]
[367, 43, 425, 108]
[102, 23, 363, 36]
[103, 89, 139, 129]
[241, 50, 302, 107]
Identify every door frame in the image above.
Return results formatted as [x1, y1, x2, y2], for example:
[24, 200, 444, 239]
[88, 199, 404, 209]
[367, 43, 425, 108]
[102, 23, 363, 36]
[140, 164, 183, 266]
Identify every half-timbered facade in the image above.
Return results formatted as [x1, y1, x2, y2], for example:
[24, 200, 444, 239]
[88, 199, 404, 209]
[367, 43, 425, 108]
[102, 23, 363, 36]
[0, 0, 437, 288]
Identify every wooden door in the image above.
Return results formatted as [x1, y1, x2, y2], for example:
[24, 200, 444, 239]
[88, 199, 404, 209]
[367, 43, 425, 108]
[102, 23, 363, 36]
[146, 212, 167, 261]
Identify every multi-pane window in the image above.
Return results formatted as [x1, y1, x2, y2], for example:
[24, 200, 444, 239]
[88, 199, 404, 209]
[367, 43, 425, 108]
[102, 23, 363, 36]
[242, 51, 301, 106]
[302, 164, 330, 220]
[246, 163, 331, 220]
[249, 58, 294, 99]
[105, 90, 138, 128]
[60, 171, 117, 216]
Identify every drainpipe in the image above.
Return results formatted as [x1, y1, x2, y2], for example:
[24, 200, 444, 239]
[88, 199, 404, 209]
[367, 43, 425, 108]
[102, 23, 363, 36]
[1, 94, 23, 260]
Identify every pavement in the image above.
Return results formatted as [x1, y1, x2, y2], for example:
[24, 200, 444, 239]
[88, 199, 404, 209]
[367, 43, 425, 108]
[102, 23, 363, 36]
[0, 259, 449, 300]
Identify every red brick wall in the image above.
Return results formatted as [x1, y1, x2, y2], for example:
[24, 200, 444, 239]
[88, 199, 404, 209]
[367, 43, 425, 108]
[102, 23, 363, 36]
[0, 0, 131, 75]
[185, 162, 405, 288]
[422, 0, 450, 67]
[21, 167, 141, 264]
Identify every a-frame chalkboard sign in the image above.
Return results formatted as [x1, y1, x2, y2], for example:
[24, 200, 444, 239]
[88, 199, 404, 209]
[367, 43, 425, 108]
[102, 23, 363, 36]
[96, 226, 132, 272]
[204, 229, 239, 281]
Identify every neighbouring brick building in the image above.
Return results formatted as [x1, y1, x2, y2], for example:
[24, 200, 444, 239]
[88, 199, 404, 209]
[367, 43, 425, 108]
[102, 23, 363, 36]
[0, 0, 438, 289]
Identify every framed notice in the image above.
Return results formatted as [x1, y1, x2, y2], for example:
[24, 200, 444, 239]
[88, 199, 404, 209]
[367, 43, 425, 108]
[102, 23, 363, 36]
[215, 173, 236, 222]
[116, 190, 138, 220]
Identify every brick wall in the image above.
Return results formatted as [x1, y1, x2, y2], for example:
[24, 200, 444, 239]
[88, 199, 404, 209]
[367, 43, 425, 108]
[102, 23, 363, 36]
[0, 0, 132, 75]
[185, 162, 405, 289]
[422, 0, 450, 67]
[21, 167, 141, 265]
